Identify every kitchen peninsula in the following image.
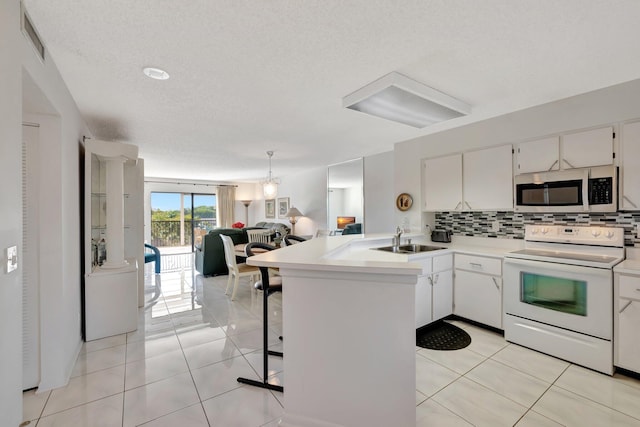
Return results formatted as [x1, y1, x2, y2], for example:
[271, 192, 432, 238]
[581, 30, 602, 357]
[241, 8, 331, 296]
[247, 234, 426, 427]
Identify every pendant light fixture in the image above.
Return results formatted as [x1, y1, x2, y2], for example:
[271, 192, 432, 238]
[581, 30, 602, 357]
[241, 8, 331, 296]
[262, 151, 279, 199]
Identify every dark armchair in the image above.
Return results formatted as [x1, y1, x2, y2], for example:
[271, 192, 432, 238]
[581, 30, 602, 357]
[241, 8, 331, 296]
[195, 228, 246, 276]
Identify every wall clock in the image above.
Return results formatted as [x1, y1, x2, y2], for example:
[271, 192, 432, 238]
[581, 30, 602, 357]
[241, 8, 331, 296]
[396, 193, 413, 211]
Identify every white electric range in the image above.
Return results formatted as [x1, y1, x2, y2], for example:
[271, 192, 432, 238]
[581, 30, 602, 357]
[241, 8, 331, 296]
[503, 224, 625, 375]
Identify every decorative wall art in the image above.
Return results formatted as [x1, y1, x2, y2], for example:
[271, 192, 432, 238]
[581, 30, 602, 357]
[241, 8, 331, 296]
[277, 197, 290, 218]
[265, 199, 275, 218]
[396, 193, 413, 211]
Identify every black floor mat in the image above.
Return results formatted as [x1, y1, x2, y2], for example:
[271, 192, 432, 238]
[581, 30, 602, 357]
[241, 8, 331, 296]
[416, 321, 471, 351]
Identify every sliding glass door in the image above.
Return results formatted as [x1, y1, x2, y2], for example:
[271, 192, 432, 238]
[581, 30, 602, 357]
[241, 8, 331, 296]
[150, 192, 216, 253]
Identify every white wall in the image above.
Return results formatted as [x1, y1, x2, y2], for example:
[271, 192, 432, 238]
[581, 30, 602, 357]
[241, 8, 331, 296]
[395, 79, 640, 231]
[1, 2, 89, 423]
[0, 2, 25, 424]
[22, 63, 87, 393]
[252, 166, 327, 236]
[246, 152, 395, 237]
[364, 151, 394, 233]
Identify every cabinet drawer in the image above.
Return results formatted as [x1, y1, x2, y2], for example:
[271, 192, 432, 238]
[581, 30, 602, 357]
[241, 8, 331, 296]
[620, 275, 640, 301]
[455, 254, 502, 275]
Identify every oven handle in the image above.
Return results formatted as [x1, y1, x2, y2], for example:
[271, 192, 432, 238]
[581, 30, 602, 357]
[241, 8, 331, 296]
[619, 300, 633, 314]
[504, 257, 612, 276]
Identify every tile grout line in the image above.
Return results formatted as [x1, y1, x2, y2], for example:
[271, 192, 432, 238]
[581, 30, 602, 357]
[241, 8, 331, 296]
[550, 369, 640, 422]
[172, 291, 214, 427]
[510, 361, 571, 426]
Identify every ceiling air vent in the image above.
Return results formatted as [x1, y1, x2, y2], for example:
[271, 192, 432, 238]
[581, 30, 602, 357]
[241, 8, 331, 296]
[21, 6, 45, 61]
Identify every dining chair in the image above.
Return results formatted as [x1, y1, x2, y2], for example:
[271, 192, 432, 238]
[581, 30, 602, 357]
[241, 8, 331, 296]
[220, 234, 259, 300]
[237, 242, 283, 393]
[247, 229, 271, 244]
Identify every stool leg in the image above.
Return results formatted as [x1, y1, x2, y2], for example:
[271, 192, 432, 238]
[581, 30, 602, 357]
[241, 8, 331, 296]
[237, 266, 283, 392]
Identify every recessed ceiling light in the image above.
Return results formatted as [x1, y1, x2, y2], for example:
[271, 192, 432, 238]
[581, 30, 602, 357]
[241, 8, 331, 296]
[142, 67, 170, 80]
[343, 72, 470, 128]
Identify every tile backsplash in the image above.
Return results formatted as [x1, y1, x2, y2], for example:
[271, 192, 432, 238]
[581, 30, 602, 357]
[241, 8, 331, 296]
[434, 211, 640, 246]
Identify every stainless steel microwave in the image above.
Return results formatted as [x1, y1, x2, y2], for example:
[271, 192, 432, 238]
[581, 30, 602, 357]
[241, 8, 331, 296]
[514, 165, 617, 213]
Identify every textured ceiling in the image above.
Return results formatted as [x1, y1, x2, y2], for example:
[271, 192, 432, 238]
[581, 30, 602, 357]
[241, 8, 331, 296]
[22, 0, 640, 183]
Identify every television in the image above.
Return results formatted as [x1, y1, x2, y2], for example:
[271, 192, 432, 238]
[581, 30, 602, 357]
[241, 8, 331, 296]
[337, 216, 356, 229]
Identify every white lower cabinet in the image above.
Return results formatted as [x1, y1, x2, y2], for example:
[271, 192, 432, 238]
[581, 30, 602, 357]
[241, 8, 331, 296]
[415, 254, 453, 329]
[454, 254, 503, 329]
[614, 272, 640, 373]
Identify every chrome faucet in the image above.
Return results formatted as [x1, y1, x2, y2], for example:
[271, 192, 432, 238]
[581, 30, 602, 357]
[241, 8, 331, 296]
[392, 226, 403, 249]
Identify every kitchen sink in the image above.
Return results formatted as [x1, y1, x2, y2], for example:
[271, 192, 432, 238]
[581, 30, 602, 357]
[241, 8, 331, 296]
[374, 244, 446, 254]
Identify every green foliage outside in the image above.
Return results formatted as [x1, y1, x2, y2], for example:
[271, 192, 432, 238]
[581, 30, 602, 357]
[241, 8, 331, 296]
[151, 205, 216, 221]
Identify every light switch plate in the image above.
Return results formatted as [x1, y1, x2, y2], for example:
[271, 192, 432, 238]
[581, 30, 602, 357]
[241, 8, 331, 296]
[6, 246, 17, 273]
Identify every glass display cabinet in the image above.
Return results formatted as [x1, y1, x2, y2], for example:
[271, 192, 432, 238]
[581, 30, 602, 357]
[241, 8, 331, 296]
[84, 139, 143, 341]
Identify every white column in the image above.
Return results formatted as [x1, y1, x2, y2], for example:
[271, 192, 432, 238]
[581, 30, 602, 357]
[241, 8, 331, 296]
[102, 157, 128, 268]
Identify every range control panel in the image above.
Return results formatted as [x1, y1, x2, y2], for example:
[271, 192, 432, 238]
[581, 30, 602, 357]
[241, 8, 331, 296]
[524, 224, 625, 247]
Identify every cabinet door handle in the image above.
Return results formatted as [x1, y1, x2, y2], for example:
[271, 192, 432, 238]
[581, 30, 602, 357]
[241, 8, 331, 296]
[620, 300, 633, 314]
[562, 158, 576, 169]
[491, 276, 500, 290]
[455, 201, 462, 210]
[547, 159, 559, 171]
[464, 201, 472, 210]
[427, 276, 433, 286]
[623, 195, 638, 208]
[433, 274, 439, 285]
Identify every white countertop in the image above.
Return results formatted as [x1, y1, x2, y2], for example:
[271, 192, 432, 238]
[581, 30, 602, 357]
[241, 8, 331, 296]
[424, 235, 524, 258]
[247, 234, 422, 276]
[615, 247, 640, 274]
[246, 233, 524, 274]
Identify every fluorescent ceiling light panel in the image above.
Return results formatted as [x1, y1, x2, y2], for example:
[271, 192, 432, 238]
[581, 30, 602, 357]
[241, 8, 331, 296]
[343, 72, 470, 128]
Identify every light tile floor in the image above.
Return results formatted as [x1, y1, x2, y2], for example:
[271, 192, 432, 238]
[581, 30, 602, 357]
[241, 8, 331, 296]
[23, 268, 640, 427]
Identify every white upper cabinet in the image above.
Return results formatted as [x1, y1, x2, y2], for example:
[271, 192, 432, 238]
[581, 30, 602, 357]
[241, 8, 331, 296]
[515, 127, 614, 174]
[422, 146, 513, 212]
[561, 126, 614, 169]
[463, 145, 513, 211]
[423, 153, 462, 211]
[516, 137, 560, 174]
[621, 121, 640, 210]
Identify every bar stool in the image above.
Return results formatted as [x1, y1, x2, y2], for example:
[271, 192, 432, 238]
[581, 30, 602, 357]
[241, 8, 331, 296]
[236, 242, 283, 392]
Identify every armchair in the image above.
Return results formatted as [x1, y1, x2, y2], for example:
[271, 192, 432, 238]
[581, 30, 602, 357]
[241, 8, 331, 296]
[195, 228, 246, 276]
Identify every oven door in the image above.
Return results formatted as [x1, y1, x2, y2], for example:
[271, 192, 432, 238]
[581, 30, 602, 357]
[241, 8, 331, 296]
[504, 258, 612, 340]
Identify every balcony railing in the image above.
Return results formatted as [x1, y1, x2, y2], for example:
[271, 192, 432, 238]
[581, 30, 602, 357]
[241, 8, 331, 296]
[151, 219, 216, 247]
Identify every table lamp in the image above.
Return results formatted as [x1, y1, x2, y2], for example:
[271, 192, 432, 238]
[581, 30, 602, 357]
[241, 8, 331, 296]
[285, 207, 304, 235]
